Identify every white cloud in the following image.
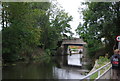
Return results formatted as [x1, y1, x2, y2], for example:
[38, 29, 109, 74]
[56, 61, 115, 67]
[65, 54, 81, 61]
[57, 0, 85, 37]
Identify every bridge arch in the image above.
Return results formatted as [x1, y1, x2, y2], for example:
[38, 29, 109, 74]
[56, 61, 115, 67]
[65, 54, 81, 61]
[61, 38, 87, 55]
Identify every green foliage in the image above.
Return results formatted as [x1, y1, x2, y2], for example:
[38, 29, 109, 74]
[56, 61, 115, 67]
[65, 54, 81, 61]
[2, 2, 44, 62]
[90, 56, 109, 79]
[2, 2, 73, 62]
[40, 1, 73, 49]
[45, 49, 51, 56]
[97, 56, 109, 65]
[90, 72, 98, 80]
[76, 2, 120, 58]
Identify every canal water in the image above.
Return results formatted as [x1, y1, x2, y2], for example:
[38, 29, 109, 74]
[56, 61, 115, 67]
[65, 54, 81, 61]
[2, 54, 90, 79]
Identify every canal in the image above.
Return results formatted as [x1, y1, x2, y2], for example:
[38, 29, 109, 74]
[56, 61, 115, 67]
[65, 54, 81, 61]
[2, 54, 91, 79]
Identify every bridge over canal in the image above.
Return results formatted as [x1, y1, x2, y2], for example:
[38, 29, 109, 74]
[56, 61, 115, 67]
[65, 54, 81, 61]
[59, 38, 119, 80]
[61, 38, 87, 55]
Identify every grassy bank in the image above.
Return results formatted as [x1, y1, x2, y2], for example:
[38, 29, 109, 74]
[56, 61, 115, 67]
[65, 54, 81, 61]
[89, 56, 110, 80]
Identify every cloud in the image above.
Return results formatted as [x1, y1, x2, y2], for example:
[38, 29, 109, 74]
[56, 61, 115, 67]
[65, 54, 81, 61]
[57, 0, 84, 37]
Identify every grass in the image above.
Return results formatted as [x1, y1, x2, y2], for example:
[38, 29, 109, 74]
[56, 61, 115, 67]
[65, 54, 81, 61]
[90, 72, 98, 79]
[89, 56, 110, 79]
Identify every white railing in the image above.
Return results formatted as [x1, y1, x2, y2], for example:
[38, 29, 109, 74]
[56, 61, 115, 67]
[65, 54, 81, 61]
[80, 62, 112, 81]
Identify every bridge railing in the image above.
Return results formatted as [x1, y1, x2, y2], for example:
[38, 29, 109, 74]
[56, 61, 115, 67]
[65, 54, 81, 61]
[80, 62, 112, 81]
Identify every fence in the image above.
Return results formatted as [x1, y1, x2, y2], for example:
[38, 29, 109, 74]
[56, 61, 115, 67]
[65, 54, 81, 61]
[80, 62, 112, 81]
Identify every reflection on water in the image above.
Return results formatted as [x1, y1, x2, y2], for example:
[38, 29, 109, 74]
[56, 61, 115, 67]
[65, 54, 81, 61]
[68, 54, 82, 66]
[3, 62, 54, 79]
[3, 54, 89, 79]
[53, 67, 85, 79]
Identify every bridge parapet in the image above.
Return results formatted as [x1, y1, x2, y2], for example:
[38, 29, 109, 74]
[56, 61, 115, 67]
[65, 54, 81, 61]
[62, 38, 86, 45]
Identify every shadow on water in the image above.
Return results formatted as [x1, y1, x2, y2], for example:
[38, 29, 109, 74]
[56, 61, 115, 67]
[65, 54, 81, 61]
[2, 54, 92, 79]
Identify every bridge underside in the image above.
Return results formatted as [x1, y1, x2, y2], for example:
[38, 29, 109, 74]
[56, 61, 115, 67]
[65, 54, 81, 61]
[63, 44, 83, 46]
[63, 44, 84, 55]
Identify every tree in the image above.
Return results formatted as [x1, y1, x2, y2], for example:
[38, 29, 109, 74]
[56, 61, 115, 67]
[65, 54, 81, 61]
[76, 2, 120, 58]
[2, 2, 42, 61]
[2, 1, 73, 61]
[39, 1, 73, 49]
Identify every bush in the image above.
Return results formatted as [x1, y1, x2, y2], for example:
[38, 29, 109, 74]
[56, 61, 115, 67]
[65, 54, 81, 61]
[97, 56, 109, 65]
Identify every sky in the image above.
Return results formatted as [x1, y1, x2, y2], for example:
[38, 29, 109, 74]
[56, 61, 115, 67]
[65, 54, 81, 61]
[57, 0, 85, 37]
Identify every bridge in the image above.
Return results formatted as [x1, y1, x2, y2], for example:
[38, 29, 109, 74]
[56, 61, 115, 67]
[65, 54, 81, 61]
[61, 38, 87, 55]
[59, 38, 119, 80]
